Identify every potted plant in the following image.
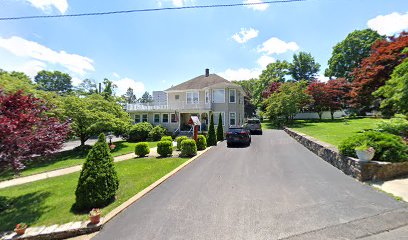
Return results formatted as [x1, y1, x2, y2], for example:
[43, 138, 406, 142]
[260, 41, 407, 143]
[355, 144, 375, 162]
[89, 208, 101, 224]
[14, 223, 27, 235]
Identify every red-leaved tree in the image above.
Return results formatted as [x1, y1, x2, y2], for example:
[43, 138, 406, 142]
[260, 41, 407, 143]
[350, 32, 408, 109]
[262, 82, 282, 99]
[325, 78, 351, 119]
[0, 90, 70, 173]
[306, 81, 330, 119]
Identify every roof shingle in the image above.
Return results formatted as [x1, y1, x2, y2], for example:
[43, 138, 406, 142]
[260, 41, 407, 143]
[165, 74, 230, 91]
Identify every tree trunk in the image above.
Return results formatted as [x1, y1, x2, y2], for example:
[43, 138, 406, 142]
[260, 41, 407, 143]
[331, 110, 335, 120]
[318, 112, 323, 120]
[80, 135, 88, 146]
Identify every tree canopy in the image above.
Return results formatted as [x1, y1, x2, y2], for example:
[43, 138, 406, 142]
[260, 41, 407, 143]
[34, 70, 73, 94]
[289, 52, 320, 82]
[62, 94, 131, 146]
[138, 91, 153, 103]
[325, 29, 384, 81]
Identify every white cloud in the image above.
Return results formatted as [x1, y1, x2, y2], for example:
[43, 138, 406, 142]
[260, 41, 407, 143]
[218, 68, 261, 81]
[367, 12, 408, 36]
[157, 0, 195, 7]
[112, 72, 120, 78]
[113, 77, 145, 96]
[25, 0, 68, 13]
[316, 74, 329, 83]
[232, 28, 259, 44]
[257, 55, 276, 69]
[16, 60, 46, 78]
[0, 36, 94, 76]
[258, 37, 299, 55]
[244, 0, 269, 11]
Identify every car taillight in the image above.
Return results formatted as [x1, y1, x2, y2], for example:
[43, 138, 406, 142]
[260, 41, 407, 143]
[240, 131, 247, 134]
[227, 132, 233, 135]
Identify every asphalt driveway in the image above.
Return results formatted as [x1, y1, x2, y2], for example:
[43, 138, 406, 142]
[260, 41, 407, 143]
[94, 130, 408, 240]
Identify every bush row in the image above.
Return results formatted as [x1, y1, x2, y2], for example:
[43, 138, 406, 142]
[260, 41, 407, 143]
[128, 122, 169, 142]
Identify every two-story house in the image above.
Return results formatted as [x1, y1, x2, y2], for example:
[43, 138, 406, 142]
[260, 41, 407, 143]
[126, 69, 245, 134]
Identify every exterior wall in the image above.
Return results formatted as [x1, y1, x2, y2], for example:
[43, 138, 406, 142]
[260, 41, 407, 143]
[211, 86, 245, 131]
[129, 111, 178, 132]
[294, 110, 347, 119]
[152, 91, 167, 106]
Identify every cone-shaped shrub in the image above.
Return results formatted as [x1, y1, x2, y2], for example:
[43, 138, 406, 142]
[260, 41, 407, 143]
[135, 142, 150, 157]
[75, 133, 119, 211]
[207, 114, 217, 146]
[217, 113, 224, 141]
[176, 136, 188, 150]
[181, 139, 197, 157]
[196, 135, 207, 150]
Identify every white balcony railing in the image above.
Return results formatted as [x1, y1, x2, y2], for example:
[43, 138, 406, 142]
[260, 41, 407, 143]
[126, 101, 211, 112]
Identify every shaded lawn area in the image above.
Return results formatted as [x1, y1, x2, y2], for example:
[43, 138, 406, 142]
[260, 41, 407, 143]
[288, 118, 382, 147]
[0, 141, 158, 182]
[0, 157, 188, 232]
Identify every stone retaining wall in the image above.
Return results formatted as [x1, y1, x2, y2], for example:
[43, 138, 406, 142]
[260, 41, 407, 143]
[284, 128, 408, 181]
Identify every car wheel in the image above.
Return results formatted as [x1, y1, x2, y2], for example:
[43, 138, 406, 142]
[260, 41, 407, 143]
[227, 143, 231, 147]
[259, 131, 263, 135]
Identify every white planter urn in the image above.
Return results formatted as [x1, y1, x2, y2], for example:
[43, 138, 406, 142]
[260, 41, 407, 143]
[355, 148, 375, 162]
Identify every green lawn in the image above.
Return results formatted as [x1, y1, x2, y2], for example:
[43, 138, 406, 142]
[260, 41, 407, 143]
[0, 141, 158, 182]
[0, 157, 188, 231]
[288, 118, 382, 146]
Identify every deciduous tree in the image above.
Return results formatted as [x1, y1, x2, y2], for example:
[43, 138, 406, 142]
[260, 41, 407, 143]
[325, 29, 384, 81]
[0, 90, 70, 173]
[325, 78, 351, 119]
[306, 81, 329, 119]
[289, 52, 320, 82]
[34, 70, 73, 94]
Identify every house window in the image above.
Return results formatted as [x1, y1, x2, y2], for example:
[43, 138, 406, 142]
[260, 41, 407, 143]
[171, 113, 177, 123]
[142, 114, 148, 122]
[213, 112, 225, 126]
[229, 89, 236, 103]
[187, 92, 199, 104]
[175, 95, 179, 100]
[154, 114, 160, 123]
[212, 89, 225, 103]
[229, 112, 236, 126]
[162, 114, 169, 123]
[205, 90, 210, 104]
[135, 115, 141, 123]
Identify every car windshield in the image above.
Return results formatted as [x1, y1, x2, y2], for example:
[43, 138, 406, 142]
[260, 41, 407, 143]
[247, 120, 260, 124]
[228, 128, 245, 133]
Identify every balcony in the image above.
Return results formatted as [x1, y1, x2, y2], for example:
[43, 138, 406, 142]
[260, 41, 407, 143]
[126, 101, 212, 112]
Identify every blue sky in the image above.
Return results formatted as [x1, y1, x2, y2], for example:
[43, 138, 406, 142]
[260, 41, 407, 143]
[0, 0, 407, 96]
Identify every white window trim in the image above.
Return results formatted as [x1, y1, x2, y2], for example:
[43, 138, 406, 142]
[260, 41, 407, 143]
[162, 113, 169, 123]
[154, 113, 160, 123]
[170, 113, 177, 123]
[212, 89, 225, 103]
[213, 112, 225, 126]
[229, 89, 236, 103]
[205, 90, 210, 104]
[186, 91, 199, 104]
[134, 114, 141, 123]
[229, 112, 236, 126]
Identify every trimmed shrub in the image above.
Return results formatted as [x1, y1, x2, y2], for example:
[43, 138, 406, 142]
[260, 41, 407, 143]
[128, 122, 153, 142]
[134, 142, 150, 157]
[207, 114, 217, 146]
[157, 140, 173, 157]
[148, 125, 167, 141]
[161, 136, 173, 142]
[196, 135, 207, 151]
[176, 136, 188, 150]
[377, 117, 408, 138]
[181, 139, 197, 157]
[339, 131, 408, 162]
[217, 113, 224, 141]
[75, 133, 119, 210]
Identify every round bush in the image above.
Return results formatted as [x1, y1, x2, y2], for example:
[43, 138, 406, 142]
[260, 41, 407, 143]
[75, 134, 119, 210]
[148, 125, 167, 141]
[377, 117, 408, 138]
[134, 142, 150, 157]
[196, 135, 207, 151]
[176, 136, 189, 150]
[128, 122, 153, 142]
[339, 131, 408, 162]
[181, 139, 197, 157]
[157, 140, 173, 157]
[161, 136, 173, 142]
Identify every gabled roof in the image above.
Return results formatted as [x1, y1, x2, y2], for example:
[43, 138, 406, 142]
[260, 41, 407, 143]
[165, 74, 230, 91]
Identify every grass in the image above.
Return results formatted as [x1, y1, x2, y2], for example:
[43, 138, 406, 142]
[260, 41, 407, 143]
[288, 118, 382, 146]
[0, 157, 188, 231]
[0, 141, 158, 182]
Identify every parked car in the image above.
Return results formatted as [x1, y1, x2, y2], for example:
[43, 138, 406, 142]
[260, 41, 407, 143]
[226, 127, 251, 147]
[245, 119, 262, 135]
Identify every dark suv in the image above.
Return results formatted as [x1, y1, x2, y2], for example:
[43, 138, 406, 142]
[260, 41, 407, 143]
[226, 127, 251, 147]
[245, 119, 262, 135]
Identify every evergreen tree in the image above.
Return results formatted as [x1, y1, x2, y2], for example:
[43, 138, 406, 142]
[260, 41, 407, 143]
[217, 113, 224, 141]
[207, 113, 217, 146]
[75, 133, 119, 210]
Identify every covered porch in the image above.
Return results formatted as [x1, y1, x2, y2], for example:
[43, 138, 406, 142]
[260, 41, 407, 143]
[179, 112, 210, 132]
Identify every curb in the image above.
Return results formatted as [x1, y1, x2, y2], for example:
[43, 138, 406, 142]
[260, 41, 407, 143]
[0, 146, 213, 240]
